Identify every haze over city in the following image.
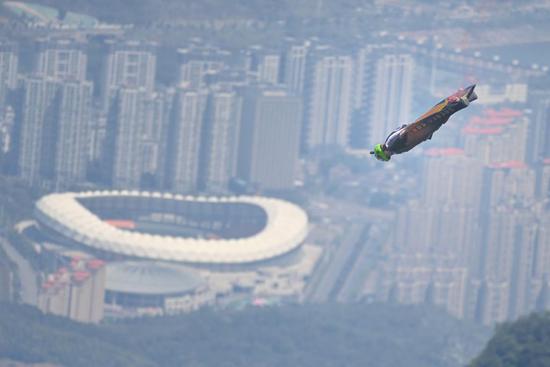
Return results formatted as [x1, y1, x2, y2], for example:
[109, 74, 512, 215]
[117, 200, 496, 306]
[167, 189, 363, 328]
[0, 0, 549, 366]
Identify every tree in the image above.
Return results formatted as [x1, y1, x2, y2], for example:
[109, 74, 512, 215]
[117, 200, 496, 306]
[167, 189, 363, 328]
[469, 312, 550, 367]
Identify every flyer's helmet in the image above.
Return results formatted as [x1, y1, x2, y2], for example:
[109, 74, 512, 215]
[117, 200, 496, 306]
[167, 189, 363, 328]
[371, 144, 390, 162]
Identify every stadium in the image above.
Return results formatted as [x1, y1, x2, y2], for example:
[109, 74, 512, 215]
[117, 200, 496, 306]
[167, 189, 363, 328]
[34, 191, 309, 266]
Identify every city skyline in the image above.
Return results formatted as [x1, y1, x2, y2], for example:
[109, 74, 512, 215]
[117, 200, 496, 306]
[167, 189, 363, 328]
[0, 25, 548, 326]
[0, 0, 549, 353]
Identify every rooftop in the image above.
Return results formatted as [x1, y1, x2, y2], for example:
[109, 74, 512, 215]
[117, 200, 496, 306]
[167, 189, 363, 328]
[425, 148, 465, 157]
[462, 126, 503, 135]
[106, 261, 204, 296]
[488, 161, 528, 169]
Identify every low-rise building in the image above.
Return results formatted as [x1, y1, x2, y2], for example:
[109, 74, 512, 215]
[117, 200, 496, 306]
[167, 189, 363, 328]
[38, 258, 105, 323]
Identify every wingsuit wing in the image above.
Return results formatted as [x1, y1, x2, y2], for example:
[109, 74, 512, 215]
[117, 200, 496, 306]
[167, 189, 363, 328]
[394, 85, 477, 154]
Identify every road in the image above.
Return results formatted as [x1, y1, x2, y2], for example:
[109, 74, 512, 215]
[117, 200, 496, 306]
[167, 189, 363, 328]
[335, 224, 389, 303]
[0, 236, 38, 305]
[303, 195, 396, 304]
[304, 222, 368, 303]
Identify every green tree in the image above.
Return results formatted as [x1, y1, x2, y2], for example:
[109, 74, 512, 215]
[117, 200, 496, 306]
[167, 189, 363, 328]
[469, 312, 550, 367]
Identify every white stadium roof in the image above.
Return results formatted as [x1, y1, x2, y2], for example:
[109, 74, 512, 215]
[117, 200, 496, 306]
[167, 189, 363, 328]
[106, 261, 204, 295]
[35, 191, 309, 265]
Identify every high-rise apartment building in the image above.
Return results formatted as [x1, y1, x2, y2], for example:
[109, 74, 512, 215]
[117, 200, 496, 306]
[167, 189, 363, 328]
[395, 149, 483, 261]
[377, 254, 468, 318]
[353, 45, 371, 112]
[475, 163, 538, 318]
[35, 39, 87, 81]
[0, 41, 18, 113]
[108, 88, 167, 189]
[531, 213, 550, 313]
[538, 160, 550, 199]
[394, 202, 435, 254]
[108, 87, 147, 188]
[426, 266, 468, 319]
[0, 258, 13, 302]
[350, 44, 396, 148]
[166, 88, 208, 193]
[368, 54, 414, 148]
[533, 212, 550, 280]
[88, 113, 107, 163]
[244, 46, 282, 86]
[532, 212, 550, 313]
[199, 87, 242, 193]
[257, 54, 281, 85]
[528, 90, 550, 164]
[177, 46, 229, 89]
[281, 41, 310, 155]
[238, 86, 302, 191]
[534, 280, 550, 312]
[18, 76, 92, 189]
[476, 208, 538, 321]
[53, 80, 93, 189]
[18, 76, 59, 185]
[0, 106, 15, 156]
[305, 51, 354, 150]
[473, 280, 510, 325]
[0, 42, 18, 88]
[423, 148, 484, 208]
[508, 212, 538, 319]
[101, 40, 156, 110]
[463, 108, 529, 164]
[282, 41, 309, 94]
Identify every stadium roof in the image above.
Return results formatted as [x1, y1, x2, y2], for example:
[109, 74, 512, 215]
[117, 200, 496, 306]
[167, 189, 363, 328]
[106, 261, 204, 295]
[35, 191, 309, 265]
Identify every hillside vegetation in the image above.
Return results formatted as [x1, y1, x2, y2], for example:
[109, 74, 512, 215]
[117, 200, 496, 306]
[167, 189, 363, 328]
[469, 312, 550, 367]
[0, 302, 489, 367]
[0, 303, 156, 367]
